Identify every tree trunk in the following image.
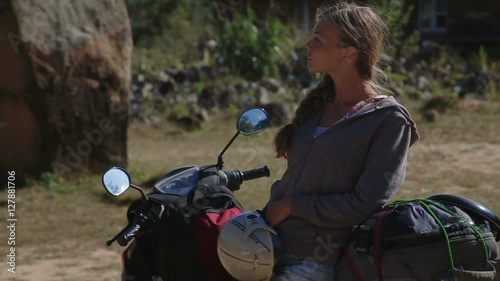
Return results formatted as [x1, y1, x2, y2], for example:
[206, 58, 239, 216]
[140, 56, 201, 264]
[0, 0, 132, 184]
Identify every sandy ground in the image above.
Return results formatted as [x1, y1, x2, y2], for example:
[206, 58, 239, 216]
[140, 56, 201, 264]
[0, 247, 122, 281]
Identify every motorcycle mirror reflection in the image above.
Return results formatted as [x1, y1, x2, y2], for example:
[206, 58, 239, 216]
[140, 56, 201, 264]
[102, 167, 131, 196]
[218, 107, 270, 168]
[237, 108, 269, 135]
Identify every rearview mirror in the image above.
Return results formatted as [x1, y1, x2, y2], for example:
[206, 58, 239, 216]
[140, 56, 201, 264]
[237, 108, 269, 135]
[102, 167, 131, 196]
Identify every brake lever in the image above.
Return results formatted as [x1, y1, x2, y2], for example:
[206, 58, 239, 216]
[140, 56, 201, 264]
[106, 223, 133, 246]
[106, 202, 164, 246]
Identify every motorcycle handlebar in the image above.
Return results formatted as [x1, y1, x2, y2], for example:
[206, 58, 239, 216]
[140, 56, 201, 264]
[242, 166, 270, 181]
[117, 224, 141, 246]
[107, 205, 160, 247]
[222, 166, 270, 191]
[107, 166, 269, 246]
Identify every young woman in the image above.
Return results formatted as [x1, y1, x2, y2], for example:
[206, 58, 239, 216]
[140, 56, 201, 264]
[264, 1, 420, 280]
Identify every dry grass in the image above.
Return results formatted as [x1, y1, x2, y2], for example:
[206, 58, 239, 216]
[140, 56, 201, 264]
[0, 98, 499, 280]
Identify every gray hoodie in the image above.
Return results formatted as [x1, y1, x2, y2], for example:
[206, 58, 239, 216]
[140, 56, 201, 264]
[266, 96, 420, 266]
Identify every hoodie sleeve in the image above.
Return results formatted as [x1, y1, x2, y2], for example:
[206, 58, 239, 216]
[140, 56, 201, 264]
[290, 111, 414, 228]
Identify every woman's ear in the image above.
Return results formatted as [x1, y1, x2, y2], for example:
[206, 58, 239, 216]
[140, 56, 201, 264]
[345, 46, 357, 59]
[343, 46, 357, 64]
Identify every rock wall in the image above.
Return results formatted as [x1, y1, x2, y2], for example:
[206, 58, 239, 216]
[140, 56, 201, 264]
[0, 0, 133, 182]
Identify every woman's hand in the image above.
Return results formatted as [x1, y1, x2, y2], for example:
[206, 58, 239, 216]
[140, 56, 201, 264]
[264, 197, 293, 227]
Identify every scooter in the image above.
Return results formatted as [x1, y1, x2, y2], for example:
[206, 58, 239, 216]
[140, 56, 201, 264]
[102, 107, 271, 281]
[103, 107, 500, 281]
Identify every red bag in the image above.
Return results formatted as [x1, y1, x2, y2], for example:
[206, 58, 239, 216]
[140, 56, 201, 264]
[192, 206, 242, 281]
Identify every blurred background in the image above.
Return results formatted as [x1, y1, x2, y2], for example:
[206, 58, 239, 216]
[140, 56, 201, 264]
[1, 0, 499, 183]
[0, 0, 499, 280]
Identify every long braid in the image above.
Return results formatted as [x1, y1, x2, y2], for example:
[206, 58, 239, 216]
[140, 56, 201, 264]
[273, 75, 333, 158]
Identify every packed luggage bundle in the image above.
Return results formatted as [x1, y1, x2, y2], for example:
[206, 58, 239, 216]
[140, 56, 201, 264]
[336, 194, 500, 281]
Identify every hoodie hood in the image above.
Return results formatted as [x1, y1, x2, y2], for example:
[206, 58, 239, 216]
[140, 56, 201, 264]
[374, 96, 420, 146]
[310, 95, 420, 147]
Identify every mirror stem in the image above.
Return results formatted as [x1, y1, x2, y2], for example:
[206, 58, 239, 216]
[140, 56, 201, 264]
[217, 131, 240, 169]
[131, 184, 149, 202]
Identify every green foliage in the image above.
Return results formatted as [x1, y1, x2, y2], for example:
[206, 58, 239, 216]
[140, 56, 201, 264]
[167, 100, 191, 118]
[132, 48, 173, 77]
[39, 172, 62, 189]
[213, 7, 290, 81]
[125, 0, 179, 45]
[387, 72, 408, 86]
[129, 0, 212, 69]
[467, 46, 500, 101]
[367, 0, 419, 57]
[129, 169, 149, 184]
[25, 172, 63, 190]
[479, 46, 489, 72]
[486, 80, 500, 102]
[202, 74, 245, 88]
[224, 103, 240, 119]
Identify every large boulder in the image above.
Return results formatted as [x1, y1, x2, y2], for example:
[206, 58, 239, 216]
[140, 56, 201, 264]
[0, 0, 133, 183]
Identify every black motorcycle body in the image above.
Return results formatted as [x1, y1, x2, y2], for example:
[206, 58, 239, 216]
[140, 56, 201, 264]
[102, 108, 271, 281]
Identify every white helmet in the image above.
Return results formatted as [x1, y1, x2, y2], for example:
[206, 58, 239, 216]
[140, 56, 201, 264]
[217, 210, 282, 281]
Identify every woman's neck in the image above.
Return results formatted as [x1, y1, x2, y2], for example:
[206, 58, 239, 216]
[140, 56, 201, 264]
[329, 75, 376, 107]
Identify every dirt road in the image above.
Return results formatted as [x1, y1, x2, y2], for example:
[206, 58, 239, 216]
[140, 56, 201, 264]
[1, 247, 121, 281]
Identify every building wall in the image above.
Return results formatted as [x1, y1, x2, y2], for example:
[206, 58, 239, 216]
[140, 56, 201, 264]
[447, 0, 500, 41]
[418, 0, 500, 43]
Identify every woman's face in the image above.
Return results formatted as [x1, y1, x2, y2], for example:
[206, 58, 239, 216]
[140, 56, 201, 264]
[305, 18, 349, 74]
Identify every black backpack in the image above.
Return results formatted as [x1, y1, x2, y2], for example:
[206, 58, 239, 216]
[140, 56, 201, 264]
[336, 195, 500, 281]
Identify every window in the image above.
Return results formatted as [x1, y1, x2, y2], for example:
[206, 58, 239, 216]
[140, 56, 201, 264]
[418, 0, 448, 32]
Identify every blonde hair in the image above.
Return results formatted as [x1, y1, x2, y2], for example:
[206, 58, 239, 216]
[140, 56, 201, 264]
[273, 1, 388, 158]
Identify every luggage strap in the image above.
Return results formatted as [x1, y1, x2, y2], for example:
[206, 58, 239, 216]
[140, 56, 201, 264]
[343, 208, 394, 281]
[344, 246, 364, 281]
[374, 209, 394, 281]
[372, 199, 490, 280]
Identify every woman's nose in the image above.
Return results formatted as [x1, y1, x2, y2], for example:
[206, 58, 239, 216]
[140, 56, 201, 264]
[305, 41, 312, 51]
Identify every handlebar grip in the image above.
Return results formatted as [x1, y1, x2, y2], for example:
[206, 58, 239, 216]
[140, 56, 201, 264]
[117, 224, 141, 247]
[242, 166, 270, 181]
